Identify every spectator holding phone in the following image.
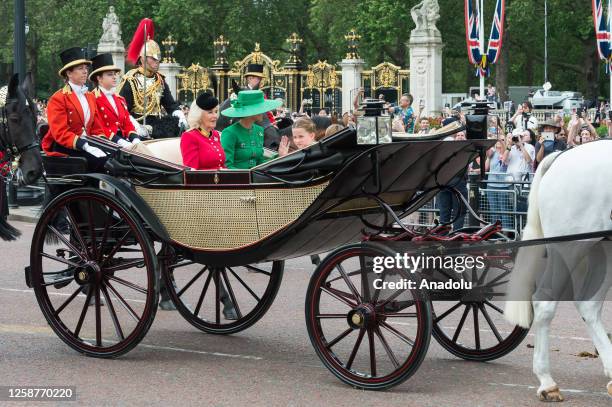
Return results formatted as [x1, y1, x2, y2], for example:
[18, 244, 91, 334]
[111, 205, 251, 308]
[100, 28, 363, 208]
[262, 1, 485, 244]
[567, 110, 597, 146]
[503, 128, 535, 181]
[535, 119, 566, 165]
[511, 101, 538, 132]
[388, 94, 417, 133]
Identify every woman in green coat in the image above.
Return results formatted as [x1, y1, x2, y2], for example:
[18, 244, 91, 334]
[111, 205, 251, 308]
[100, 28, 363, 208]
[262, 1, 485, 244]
[221, 90, 289, 169]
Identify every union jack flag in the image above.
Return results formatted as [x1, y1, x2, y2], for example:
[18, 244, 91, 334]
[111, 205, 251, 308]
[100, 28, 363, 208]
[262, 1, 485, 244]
[486, 0, 505, 64]
[465, 0, 482, 65]
[465, 0, 506, 77]
[593, 0, 612, 61]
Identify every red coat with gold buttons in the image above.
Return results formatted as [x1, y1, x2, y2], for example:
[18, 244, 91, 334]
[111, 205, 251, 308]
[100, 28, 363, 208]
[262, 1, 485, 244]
[42, 85, 107, 156]
[180, 128, 226, 170]
[91, 88, 138, 142]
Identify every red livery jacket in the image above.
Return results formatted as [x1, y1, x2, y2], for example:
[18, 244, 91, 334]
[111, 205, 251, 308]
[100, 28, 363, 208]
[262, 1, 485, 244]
[91, 88, 138, 142]
[42, 84, 107, 156]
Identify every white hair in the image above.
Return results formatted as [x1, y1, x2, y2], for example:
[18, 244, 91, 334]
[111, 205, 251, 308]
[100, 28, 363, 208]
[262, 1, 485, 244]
[187, 100, 203, 130]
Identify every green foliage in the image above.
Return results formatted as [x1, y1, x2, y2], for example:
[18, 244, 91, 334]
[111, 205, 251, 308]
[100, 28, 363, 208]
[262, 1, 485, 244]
[596, 125, 608, 138]
[0, 0, 609, 100]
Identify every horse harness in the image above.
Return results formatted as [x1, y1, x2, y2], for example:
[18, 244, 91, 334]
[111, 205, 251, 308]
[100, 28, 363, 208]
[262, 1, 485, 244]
[0, 85, 40, 175]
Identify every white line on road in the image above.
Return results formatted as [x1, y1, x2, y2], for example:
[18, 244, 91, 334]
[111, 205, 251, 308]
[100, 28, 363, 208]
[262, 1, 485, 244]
[0, 287, 145, 303]
[0, 323, 264, 361]
[488, 382, 610, 397]
[388, 320, 594, 342]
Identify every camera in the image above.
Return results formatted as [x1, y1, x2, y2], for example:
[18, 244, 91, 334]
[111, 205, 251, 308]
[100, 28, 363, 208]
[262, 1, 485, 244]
[512, 135, 519, 143]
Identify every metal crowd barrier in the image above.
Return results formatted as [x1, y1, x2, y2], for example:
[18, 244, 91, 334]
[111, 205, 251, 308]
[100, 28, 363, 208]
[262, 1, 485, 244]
[403, 173, 534, 240]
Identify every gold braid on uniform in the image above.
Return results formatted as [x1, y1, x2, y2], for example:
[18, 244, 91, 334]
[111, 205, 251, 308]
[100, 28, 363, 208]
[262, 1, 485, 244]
[117, 67, 164, 120]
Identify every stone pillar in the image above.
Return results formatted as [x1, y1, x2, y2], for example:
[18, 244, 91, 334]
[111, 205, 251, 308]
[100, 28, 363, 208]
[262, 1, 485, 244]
[339, 60, 365, 114]
[158, 63, 182, 99]
[97, 6, 125, 74]
[409, 30, 443, 117]
[408, 0, 443, 116]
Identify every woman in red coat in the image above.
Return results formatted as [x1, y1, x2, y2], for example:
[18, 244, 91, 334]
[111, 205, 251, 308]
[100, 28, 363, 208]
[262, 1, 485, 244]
[42, 47, 108, 171]
[180, 92, 225, 170]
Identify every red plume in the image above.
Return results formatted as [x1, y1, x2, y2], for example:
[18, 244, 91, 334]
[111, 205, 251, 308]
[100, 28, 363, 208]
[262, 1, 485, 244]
[126, 18, 155, 64]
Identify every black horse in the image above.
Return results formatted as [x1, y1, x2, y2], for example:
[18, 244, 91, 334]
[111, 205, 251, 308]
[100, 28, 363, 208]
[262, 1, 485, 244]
[0, 73, 44, 240]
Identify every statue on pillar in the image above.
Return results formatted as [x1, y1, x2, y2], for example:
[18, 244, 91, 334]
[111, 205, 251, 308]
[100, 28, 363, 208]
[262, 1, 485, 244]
[410, 0, 440, 33]
[99, 6, 124, 47]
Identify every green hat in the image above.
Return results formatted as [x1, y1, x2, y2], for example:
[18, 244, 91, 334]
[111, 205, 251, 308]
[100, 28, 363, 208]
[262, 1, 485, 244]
[221, 90, 281, 118]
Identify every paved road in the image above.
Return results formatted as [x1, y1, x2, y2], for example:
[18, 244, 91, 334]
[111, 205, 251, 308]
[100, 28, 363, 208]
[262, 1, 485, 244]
[1, 221, 611, 406]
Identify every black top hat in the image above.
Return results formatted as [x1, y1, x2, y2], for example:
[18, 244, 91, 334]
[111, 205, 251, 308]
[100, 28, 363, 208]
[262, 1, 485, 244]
[89, 53, 121, 81]
[58, 47, 91, 77]
[245, 63, 264, 78]
[195, 92, 219, 110]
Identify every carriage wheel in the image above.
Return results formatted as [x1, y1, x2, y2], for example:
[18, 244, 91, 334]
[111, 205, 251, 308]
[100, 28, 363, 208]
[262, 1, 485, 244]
[430, 248, 528, 361]
[163, 253, 283, 335]
[30, 188, 158, 358]
[306, 243, 431, 390]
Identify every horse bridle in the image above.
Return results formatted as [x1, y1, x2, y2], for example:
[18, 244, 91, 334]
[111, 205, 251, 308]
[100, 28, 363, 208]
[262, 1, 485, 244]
[0, 86, 40, 173]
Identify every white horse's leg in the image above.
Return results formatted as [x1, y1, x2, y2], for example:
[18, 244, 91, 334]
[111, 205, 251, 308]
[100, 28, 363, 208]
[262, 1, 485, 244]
[532, 300, 564, 401]
[575, 300, 612, 397]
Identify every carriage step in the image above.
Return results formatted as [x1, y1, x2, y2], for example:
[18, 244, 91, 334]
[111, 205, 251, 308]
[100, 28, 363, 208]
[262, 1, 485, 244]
[24, 266, 32, 288]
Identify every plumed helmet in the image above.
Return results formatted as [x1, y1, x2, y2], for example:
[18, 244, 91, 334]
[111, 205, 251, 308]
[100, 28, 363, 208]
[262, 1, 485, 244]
[126, 18, 162, 64]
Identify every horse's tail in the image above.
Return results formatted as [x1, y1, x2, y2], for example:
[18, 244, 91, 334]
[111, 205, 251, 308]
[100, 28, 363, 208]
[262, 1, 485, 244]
[0, 178, 20, 241]
[504, 152, 559, 328]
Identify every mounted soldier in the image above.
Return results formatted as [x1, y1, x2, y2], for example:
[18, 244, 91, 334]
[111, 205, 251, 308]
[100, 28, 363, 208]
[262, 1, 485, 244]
[117, 18, 187, 139]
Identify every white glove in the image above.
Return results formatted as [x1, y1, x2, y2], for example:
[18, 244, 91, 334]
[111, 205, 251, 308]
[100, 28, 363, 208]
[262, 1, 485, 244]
[130, 115, 150, 138]
[83, 143, 106, 158]
[116, 138, 132, 148]
[132, 138, 142, 144]
[173, 109, 188, 129]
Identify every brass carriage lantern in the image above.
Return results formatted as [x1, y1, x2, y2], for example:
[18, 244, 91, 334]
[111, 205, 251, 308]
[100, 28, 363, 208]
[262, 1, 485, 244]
[161, 34, 177, 63]
[356, 99, 392, 144]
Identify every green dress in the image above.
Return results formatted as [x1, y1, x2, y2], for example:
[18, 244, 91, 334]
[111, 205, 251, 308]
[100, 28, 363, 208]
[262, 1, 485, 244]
[221, 122, 269, 169]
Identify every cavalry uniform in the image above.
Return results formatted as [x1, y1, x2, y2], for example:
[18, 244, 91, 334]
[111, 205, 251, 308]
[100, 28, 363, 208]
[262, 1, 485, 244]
[117, 67, 180, 138]
[89, 53, 139, 143]
[118, 18, 184, 139]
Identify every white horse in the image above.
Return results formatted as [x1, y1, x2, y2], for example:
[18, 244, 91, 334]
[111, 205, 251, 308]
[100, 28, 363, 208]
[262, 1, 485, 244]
[504, 140, 612, 401]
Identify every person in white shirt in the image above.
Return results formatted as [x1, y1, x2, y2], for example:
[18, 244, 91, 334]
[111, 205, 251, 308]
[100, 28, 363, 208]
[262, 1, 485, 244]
[503, 128, 535, 181]
[511, 101, 539, 132]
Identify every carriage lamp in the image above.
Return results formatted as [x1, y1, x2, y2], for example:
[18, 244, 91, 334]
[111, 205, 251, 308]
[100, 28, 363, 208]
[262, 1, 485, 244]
[356, 99, 392, 145]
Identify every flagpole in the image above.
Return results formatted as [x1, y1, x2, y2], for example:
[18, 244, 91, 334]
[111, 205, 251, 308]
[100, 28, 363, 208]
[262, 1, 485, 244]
[606, 0, 612, 105]
[544, 0, 548, 84]
[479, 0, 485, 100]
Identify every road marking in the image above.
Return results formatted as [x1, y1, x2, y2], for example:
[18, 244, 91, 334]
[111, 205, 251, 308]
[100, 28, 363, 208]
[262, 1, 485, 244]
[388, 320, 594, 342]
[0, 323, 263, 361]
[0, 287, 145, 303]
[488, 382, 610, 397]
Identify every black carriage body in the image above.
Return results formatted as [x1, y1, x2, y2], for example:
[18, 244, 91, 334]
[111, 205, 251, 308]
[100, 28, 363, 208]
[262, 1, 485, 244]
[74, 128, 494, 267]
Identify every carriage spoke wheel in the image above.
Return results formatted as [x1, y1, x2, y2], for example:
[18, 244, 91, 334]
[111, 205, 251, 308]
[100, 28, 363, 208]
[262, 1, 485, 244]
[31, 188, 158, 358]
[306, 243, 431, 390]
[163, 254, 283, 335]
[430, 254, 528, 361]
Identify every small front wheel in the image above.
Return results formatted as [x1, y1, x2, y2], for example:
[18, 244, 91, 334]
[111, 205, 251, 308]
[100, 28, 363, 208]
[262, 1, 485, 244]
[30, 188, 159, 358]
[306, 243, 431, 390]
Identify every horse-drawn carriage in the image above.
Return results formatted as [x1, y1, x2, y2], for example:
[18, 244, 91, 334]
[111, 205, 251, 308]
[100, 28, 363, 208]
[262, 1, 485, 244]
[24, 111, 529, 390]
